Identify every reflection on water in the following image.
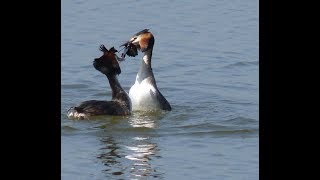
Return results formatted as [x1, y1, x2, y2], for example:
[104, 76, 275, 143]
[96, 111, 166, 179]
[97, 137, 122, 173]
[125, 137, 159, 178]
[129, 110, 167, 128]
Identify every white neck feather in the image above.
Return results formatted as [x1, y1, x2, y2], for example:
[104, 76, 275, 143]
[136, 49, 154, 82]
[142, 48, 152, 65]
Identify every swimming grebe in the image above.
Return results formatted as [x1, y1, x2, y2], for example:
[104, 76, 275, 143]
[67, 45, 132, 119]
[121, 29, 171, 111]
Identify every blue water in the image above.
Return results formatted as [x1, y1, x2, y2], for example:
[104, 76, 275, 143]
[61, 0, 258, 179]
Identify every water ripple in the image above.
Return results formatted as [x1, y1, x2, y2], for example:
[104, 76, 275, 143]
[223, 61, 258, 68]
[61, 83, 89, 89]
[224, 116, 258, 125]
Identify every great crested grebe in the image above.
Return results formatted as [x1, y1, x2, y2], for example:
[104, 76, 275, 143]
[121, 29, 171, 111]
[67, 45, 132, 119]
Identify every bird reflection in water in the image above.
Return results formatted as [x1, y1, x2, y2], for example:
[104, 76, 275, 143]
[97, 111, 166, 178]
[125, 111, 165, 178]
[125, 137, 161, 178]
[97, 136, 124, 176]
[128, 110, 165, 128]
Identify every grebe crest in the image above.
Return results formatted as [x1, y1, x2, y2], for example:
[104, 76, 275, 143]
[67, 44, 132, 120]
[121, 29, 171, 111]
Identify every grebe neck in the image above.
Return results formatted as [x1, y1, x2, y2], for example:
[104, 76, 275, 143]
[137, 48, 156, 82]
[106, 74, 128, 102]
[142, 48, 153, 66]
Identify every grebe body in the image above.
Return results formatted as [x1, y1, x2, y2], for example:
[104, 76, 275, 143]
[122, 29, 171, 111]
[67, 45, 131, 119]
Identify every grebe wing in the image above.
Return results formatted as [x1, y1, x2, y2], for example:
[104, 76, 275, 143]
[150, 90, 172, 111]
[75, 100, 121, 115]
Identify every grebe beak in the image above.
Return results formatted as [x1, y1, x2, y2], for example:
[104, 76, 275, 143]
[120, 36, 137, 47]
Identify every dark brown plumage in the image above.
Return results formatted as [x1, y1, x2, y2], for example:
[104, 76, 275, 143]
[67, 44, 132, 119]
[120, 42, 138, 58]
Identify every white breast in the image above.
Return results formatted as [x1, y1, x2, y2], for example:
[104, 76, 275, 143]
[129, 77, 161, 111]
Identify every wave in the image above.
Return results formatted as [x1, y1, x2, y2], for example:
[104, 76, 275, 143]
[223, 61, 258, 68]
[61, 83, 89, 89]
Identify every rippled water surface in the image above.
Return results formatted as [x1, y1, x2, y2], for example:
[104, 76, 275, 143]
[62, 0, 258, 179]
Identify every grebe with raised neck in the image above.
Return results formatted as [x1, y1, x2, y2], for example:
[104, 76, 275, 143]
[121, 29, 171, 111]
[67, 45, 131, 119]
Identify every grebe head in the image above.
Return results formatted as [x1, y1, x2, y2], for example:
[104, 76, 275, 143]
[120, 29, 155, 58]
[93, 44, 121, 75]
